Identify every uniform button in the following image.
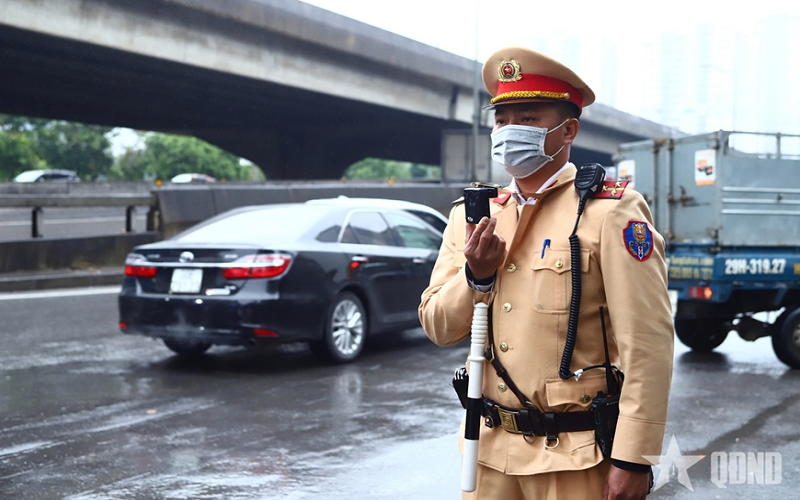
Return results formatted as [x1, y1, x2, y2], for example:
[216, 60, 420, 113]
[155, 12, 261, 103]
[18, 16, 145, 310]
[580, 394, 592, 404]
[498, 383, 507, 392]
[499, 342, 509, 352]
[502, 303, 512, 312]
[506, 263, 517, 273]
[555, 260, 564, 268]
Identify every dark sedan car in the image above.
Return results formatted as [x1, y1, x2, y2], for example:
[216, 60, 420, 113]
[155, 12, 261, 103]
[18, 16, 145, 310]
[118, 201, 443, 362]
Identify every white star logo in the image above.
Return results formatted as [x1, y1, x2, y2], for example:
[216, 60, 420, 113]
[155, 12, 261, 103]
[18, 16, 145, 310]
[643, 434, 705, 491]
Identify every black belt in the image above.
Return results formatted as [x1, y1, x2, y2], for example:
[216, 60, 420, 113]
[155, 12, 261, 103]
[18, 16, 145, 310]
[482, 398, 595, 442]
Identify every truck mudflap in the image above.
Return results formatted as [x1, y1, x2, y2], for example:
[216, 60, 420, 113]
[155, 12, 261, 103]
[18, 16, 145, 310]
[668, 243, 800, 303]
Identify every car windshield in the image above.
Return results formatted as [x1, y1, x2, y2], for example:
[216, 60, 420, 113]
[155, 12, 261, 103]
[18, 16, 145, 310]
[13, 170, 43, 182]
[175, 205, 334, 244]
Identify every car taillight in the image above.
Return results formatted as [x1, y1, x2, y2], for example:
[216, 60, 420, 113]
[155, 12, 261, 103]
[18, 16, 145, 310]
[222, 254, 292, 280]
[125, 265, 158, 278]
[253, 328, 277, 337]
[222, 267, 250, 279]
[688, 286, 713, 300]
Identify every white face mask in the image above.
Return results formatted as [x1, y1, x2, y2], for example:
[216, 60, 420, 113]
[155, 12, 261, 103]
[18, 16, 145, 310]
[490, 120, 568, 179]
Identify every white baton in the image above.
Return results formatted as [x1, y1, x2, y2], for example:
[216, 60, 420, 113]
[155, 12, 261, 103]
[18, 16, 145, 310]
[461, 302, 488, 492]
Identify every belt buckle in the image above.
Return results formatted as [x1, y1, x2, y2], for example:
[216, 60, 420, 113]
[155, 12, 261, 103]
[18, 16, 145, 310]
[497, 408, 522, 434]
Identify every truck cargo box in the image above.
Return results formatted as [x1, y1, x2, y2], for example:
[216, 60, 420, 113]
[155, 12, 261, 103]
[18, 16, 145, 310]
[616, 131, 800, 247]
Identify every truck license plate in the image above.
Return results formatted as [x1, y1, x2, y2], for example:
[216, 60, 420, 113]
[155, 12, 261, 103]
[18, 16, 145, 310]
[170, 269, 203, 294]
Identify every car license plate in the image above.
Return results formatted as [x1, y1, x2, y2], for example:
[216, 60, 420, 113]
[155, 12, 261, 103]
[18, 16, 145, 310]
[170, 268, 203, 294]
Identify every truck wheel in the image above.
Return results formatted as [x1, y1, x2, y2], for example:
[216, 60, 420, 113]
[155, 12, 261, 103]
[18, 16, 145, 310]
[163, 338, 211, 356]
[771, 307, 800, 369]
[674, 318, 729, 352]
[313, 292, 367, 364]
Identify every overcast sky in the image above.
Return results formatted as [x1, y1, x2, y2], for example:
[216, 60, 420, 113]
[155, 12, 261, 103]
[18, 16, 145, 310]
[296, 0, 800, 141]
[298, 0, 800, 61]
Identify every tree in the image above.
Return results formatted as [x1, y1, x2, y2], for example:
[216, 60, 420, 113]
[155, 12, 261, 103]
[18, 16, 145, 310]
[0, 114, 113, 181]
[137, 133, 251, 182]
[344, 158, 440, 181]
[35, 120, 113, 181]
[344, 158, 411, 179]
[0, 130, 47, 181]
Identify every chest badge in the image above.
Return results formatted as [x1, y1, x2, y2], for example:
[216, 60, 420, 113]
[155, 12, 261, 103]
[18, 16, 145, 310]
[623, 221, 653, 261]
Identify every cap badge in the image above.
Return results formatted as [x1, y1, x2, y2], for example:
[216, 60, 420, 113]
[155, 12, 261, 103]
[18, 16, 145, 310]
[498, 59, 522, 83]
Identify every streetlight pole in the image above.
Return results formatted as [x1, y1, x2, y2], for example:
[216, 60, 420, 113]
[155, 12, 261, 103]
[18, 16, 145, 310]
[471, 0, 482, 182]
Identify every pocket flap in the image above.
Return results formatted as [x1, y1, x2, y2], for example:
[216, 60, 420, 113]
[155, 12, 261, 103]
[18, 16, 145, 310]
[545, 372, 608, 409]
[532, 249, 591, 275]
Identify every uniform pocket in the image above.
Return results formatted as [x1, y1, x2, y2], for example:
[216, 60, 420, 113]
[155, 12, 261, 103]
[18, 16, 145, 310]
[531, 249, 590, 313]
[542, 373, 608, 454]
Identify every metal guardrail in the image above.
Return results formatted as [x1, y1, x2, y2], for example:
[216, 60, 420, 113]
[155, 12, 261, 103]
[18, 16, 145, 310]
[0, 194, 157, 238]
[0, 194, 153, 207]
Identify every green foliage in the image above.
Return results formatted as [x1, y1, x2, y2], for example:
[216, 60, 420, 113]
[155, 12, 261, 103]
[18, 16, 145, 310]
[110, 132, 255, 182]
[344, 158, 440, 180]
[0, 114, 113, 181]
[36, 121, 113, 181]
[1, 113, 442, 184]
[0, 130, 47, 181]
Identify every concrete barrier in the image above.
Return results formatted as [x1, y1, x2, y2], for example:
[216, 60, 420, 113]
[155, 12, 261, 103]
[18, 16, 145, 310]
[0, 232, 161, 273]
[156, 182, 465, 237]
[0, 181, 154, 195]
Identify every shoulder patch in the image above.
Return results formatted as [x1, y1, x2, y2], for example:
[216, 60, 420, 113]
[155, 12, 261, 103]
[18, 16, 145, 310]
[623, 221, 654, 261]
[595, 180, 629, 199]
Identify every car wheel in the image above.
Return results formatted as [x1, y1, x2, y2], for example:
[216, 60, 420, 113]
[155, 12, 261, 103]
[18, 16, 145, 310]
[163, 338, 211, 356]
[316, 292, 367, 364]
[674, 318, 729, 352]
[771, 307, 800, 369]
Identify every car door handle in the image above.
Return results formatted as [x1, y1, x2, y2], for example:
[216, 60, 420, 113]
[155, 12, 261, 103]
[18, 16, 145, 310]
[412, 258, 425, 264]
[352, 256, 369, 263]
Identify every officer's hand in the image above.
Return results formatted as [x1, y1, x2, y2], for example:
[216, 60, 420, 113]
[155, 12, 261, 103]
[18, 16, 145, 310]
[602, 465, 649, 500]
[464, 217, 506, 280]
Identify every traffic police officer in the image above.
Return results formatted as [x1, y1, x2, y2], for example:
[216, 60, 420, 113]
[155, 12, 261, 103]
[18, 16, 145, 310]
[419, 47, 674, 499]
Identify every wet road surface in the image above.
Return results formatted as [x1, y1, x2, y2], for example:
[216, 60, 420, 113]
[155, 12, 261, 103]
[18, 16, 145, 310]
[0, 288, 464, 499]
[1, 288, 798, 499]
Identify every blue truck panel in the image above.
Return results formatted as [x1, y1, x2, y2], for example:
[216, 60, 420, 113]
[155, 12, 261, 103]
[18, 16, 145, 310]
[668, 244, 800, 303]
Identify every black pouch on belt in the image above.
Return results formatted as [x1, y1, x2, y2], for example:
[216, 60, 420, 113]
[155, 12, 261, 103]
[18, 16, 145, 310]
[591, 391, 620, 458]
[452, 366, 469, 410]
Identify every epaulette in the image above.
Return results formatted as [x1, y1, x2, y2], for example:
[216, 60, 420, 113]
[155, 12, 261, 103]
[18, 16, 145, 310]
[451, 196, 464, 206]
[595, 180, 629, 199]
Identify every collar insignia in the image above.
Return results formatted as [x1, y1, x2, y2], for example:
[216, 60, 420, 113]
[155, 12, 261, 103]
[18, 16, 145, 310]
[493, 192, 512, 205]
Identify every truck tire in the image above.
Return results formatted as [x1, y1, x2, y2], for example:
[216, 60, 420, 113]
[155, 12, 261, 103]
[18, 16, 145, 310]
[674, 318, 729, 352]
[771, 307, 800, 369]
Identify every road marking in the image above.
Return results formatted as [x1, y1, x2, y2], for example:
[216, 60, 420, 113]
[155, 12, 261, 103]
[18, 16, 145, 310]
[0, 286, 121, 301]
[0, 440, 60, 457]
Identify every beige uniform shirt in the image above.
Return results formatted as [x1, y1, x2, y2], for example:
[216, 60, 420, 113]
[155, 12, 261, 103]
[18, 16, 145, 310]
[419, 164, 674, 475]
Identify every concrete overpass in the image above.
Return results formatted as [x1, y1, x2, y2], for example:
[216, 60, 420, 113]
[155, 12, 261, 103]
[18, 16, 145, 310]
[0, 0, 677, 179]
